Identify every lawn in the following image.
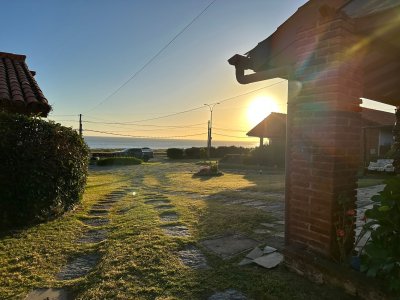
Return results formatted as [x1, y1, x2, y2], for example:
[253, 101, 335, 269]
[0, 161, 356, 299]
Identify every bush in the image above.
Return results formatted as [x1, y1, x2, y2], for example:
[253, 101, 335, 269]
[361, 177, 400, 294]
[97, 157, 142, 166]
[243, 143, 285, 166]
[167, 148, 184, 159]
[0, 113, 89, 230]
[185, 147, 203, 159]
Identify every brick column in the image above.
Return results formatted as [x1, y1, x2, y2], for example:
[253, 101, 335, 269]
[285, 14, 363, 259]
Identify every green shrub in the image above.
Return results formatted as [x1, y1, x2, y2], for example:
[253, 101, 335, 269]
[185, 147, 203, 159]
[167, 148, 184, 159]
[97, 157, 142, 166]
[0, 112, 89, 230]
[361, 177, 400, 294]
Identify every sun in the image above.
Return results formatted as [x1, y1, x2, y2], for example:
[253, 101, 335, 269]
[247, 96, 279, 127]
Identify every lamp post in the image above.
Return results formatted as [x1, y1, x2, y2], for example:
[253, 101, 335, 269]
[204, 102, 220, 159]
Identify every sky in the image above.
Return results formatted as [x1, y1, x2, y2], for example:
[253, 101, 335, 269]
[1, 0, 396, 143]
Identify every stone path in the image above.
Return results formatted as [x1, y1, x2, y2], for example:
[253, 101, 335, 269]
[25, 187, 131, 300]
[143, 191, 210, 270]
[208, 289, 248, 300]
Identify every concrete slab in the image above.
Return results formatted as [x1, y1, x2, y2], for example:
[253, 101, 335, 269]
[245, 247, 263, 260]
[159, 212, 179, 222]
[82, 218, 109, 227]
[25, 288, 70, 300]
[201, 235, 259, 259]
[238, 258, 253, 266]
[253, 252, 283, 269]
[77, 229, 107, 244]
[162, 225, 190, 237]
[57, 253, 100, 280]
[263, 246, 277, 254]
[144, 200, 170, 205]
[154, 205, 174, 210]
[208, 289, 247, 300]
[178, 245, 209, 269]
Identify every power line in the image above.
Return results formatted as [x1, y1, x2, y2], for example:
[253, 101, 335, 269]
[84, 0, 217, 113]
[213, 127, 248, 133]
[213, 132, 249, 139]
[84, 129, 206, 139]
[82, 116, 206, 126]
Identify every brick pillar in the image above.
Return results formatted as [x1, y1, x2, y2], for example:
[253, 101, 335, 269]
[285, 13, 363, 259]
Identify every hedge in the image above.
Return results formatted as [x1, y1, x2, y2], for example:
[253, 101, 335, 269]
[0, 112, 89, 229]
[97, 157, 142, 166]
[167, 148, 184, 159]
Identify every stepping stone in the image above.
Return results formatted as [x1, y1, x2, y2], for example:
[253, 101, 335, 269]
[253, 252, 283, 269]
[263, 246, 277, 254]
[162, 225, 190, 237]
[274, 232, 285, 238]
[253, 228, 271, 234]
[201, 235, 259, 259]
[57, 253, 100, 280]
[178, 245, 209, 269]
[88, 209, 108, 216]
[25, 288, 70, 300]
[260, 223, 275, 228]
[144, 199, 170, 205]
[155, 205, 174, 210]
[91, 204, 112, 210]
[245, 247, 263, 260]
[82, 218, 109, 227]
[208, 289, 247, 300]
[159, 212, 179, 222]
[77, 229, 107, 243]
[238, 258, 253, 266]
[274, 220, 285, 225]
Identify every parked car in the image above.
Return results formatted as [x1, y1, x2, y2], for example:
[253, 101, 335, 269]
[367, 159, 395, 173]
[119, 148, 154, 161]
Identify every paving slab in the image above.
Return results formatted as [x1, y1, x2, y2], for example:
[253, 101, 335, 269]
[260, 223, 276, 228]
[245, 247, 263, 260]
[144, 199, 170, 205]
[201, 235, 259, 259]
[263, 246, 277, 254]
[208, 289, 247, 300]
[253, 252, 283, 269]
[178, 245, 209, 269]
[57, 253, 100, 280]
[253, 228, 271, 234]
[88, 209, 108, 216]
[25, 288, 70, 300]
[77, 229, 107, 244]
[159, 212, 179, 222]
[82, 218, 109, 227]
[91, 204, 112, 210]
[238, 258, 253, 266]
[162, 225, 190, 237]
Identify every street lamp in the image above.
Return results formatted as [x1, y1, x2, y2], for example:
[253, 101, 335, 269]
[204, 102, 220, 159]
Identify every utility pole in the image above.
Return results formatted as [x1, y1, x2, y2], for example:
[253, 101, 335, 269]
[204, 103, 220, 159]
[79, 114, 83, 136]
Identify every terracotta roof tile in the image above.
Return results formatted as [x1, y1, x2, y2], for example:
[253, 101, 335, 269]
[0, 51, 51, 117]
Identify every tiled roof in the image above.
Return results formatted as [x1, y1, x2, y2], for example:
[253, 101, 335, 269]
[361, 107, 395, 126]
[0, 52, 51, 117]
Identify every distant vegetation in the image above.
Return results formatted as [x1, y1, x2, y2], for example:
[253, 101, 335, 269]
[96, 157, 142, 166]
[166, 145, 285, 167]
[0, 112, 89, 230]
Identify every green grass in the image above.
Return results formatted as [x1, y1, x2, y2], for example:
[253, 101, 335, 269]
[0, 162, 355, 299]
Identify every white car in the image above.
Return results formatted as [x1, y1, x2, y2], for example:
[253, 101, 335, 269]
[367, 159, 395, 173]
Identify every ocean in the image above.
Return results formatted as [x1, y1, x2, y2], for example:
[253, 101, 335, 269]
[84, 136, 258, 149]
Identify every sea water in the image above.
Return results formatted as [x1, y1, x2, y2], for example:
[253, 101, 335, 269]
[84, 136, 258, 150]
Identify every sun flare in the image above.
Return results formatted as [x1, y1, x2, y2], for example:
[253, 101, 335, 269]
[247, 96, 279, 127]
